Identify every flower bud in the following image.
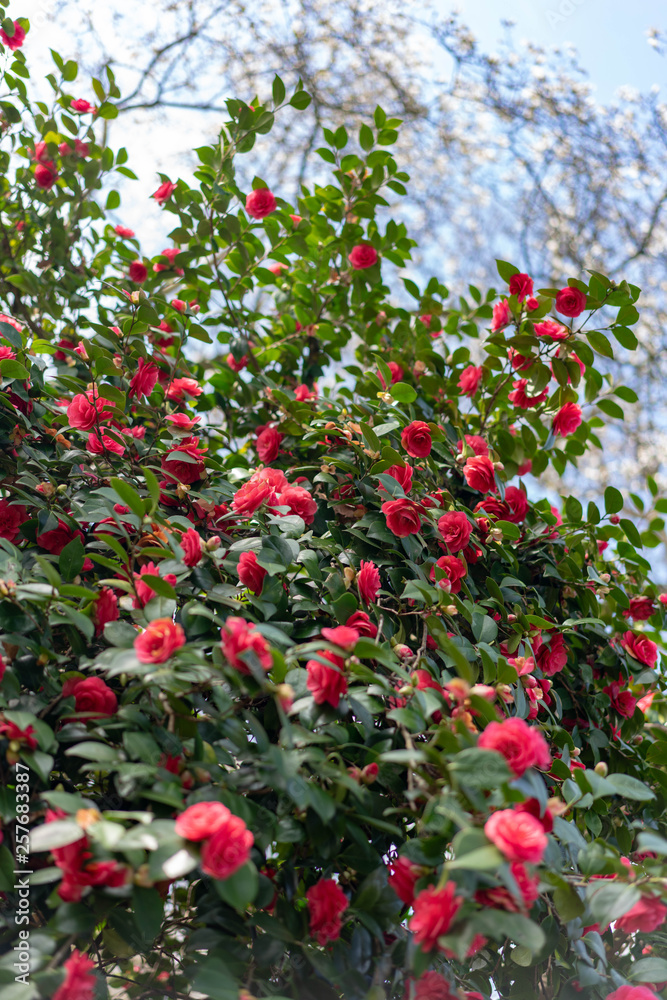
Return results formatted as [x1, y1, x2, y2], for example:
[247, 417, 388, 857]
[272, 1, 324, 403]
[610, 515, 620, 524]
[594, 761, 608, 776]
[76, 808, 102, 830]
[205, 535, 222, 551]
[275, 683, 294, 712]
[493, 461, 504, 470]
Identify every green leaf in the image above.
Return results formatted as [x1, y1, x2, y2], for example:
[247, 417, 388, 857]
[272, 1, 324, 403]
[390, 382, 417, 403]
[449, 748, 512, 789]
[553, 883, 585, 921]
[596, 398, 624, 420]
[0, 358, 28, 380]
[359, 124, 374, 151]
[586, 330, 614, 358]
[586, 881, 641, 927]
[213, 861, 259, 911]
[272, 75, 286, 105]
[132, 886, 164, 944]
[448, 845, 503, 870]
[604, 486, 624, 515]
[565, 496, 583, 523]
[605, 773, 655, 801]
[96, 101, 118, 119]
[471, 613, 498, 644]
[628, 957, 667, 982]
[110, 477, 145, 517]
[59, 536, 85, 581]
[289, 90, 312, 110]
[30, 820, 84, 853]
[496, 260, 520, 283]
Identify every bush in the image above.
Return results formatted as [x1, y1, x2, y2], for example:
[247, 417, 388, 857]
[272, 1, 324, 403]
[0, 25, 666, 1000]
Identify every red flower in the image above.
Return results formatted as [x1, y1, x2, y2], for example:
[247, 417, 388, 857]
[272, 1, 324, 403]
[161, 437, 207, 484]
[134, 618, 185, 663]
[114, 225, 135, 237]
[133, 562, 178, 608]
[379, 463, 413, 494]
[36, 520, 84, 556]
[509, 272, 534, 303]
[536, 632, 568, 676]
[607, 988, 662, 1000]
[346, 611, 378, 638]
[491, 298, 511, 331]
[555, 286, 587, 317]
[35, 161, 57, 188]
[180, 527, 202, 567]
[615, 895, 667, 935]
[246, 188, 277, 219]
[175, 801, 231, 841]
[92, 587, 119, 636]
[508, 379, 548, 409]
[232, 478, 277, 515]
[553, 402, 582, 436]
[623, 596, 656, 621]
[306, 651, 347, 707]
[221, 617, 272, 674]
[463, 455, 496, 492]
[457, 364, 483, 396]
[485, 809, 548, 863]
[534, 319, 569, 340]
[128, 357, 159, 399]
[128, 260, 148, 283]
[457, 434, 489, 458]
[401, 421, 432, 458]
[388, 855, 424, 906]
[621, 630, 658, 666]
[200, 812, 254, 880]
[87, 428, 125, 457]
[153, 180, 177, 203]
[403, 971, 455, 1000]
[438, 511, 473, 552]
[377, 361, 404, 387]
[237, 551, 267, 594]
[357, 560, 380, 604]
[62, 676, 117, 719]
[381, 498, 423, 537]
[275, 486, 318, 524]
[320, 626, 360, 651]
[71, 98, 95, 113]
[0, 21, 26, 50]
[348, 244, 378, 269]
[226, 352, 249, 372]
[256, 425, 283, 463]
[306, 878, 349, 944]
[409, 882, 463, 952]
[166, 377, 201, 401]
[475, 860, 540, 913]
[477, 717, 551, 776]
[0, 500, 27, 541]
[0, 719, 38, 749]
[53, 949, 96, 1000]
[430, 555, 467, 594]
[603, 678, 638, 718]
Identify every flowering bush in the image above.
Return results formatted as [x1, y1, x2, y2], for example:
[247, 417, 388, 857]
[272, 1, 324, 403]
[0, 24, 666, 1000]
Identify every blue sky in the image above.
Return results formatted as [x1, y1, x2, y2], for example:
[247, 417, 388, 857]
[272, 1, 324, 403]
[445, 0, 667, 101]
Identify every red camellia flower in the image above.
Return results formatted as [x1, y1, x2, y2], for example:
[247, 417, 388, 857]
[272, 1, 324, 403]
[306, 878, 349, 944]
[275, 486, 318, 524]
[484, 809, 548, 863]
[621, 631, 658, 667]
[555, 286, 587, 317]
[509, 272, 534, 303]
[536, 631, 568, 676]
[232, 478, 277, 516]
[491, 298, 511, 331]
[477, 717, 551, 776]
[306, 651, 347, 707]
[128, 260, 148, 283]
[379, 463, 413, 494]
[320, 626, 360, 651]
[508, 379, 548, 409]
[381, 498, 423, 537]
[161, 437, 207, 484]
[403, 971, 455, 1000]
[346, 610, 378, 638]
[348, 244, 378, 269]
[463, 455, 496, 492]
[166, 377, 202, 401]
[128, 357, 159, 399]
[475, 861, 540, 913]
[388, 855, 424, 907]
[357, 560, 380, 604]
[71, 98, 95, 113]
[438, 511, 473, 552]
[200, 811, 254, 880]
[553, 402, 582, 436]
[237, 551, 267, 594]
[153, 180, 177, 203]
[430, 555, 467, 594]
[35, 161, 57, 188]
[457, 434, 489, 458]
[409, 882, 463, 952]
[0, 719, 38, 749]
[401, 421, 432, 458]
[133, 562, 178, 608]
[534, 319, 569, 340]
[134, 618, 186, 663]
[615, 895, 667, 935]
[87, 428, 125, 457]
[62, 676, 117, 719]
[606, 987, 662, 1000]
[221, 617, 272, 674]
[457, 364, 483, 396]
[603, 677, 637, 718]
[36, 519, 84, 556]
[52, 949, 97, 1000]
[246, 188, 277, 219]
[256, 425, 283, 463]
[0, 499, 27, 541]
[623, 596, 656, 621]
[92, 587, 119, 636]
[114, 225, 135, 238]
[175, 801, 231, 841]
[377, 361, 404, 388]
[180, 527, 202, 567]
[0, 21, 26, 50]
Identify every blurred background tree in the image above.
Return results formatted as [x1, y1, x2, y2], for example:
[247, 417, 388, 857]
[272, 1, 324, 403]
[20, 0, 667, 560]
